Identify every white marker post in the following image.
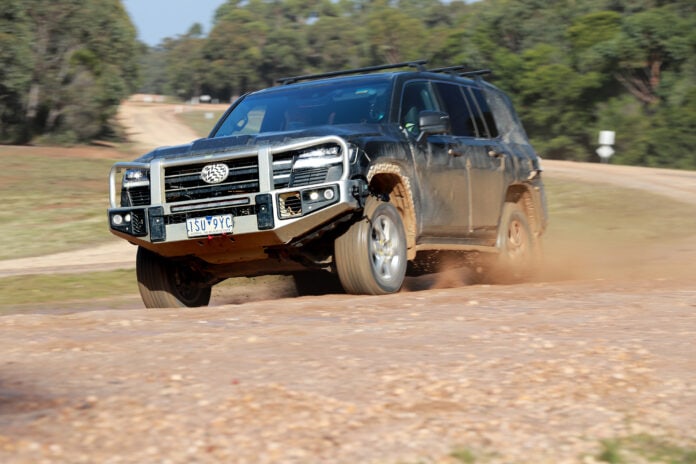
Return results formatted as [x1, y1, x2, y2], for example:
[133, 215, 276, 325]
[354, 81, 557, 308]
[596, 130, 615, 164]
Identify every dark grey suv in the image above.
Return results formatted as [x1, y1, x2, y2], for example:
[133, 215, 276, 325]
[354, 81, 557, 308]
[108, 61, 547, 308]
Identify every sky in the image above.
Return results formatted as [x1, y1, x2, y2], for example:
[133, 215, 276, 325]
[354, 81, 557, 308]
[122, 0, 227, 47]
[122, 0, 471, 47]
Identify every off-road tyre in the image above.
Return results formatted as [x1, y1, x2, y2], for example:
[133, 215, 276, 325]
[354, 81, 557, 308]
[335, 197, 407, 294]
[482, 202, 540, 284]
[136, 247, 212, 308]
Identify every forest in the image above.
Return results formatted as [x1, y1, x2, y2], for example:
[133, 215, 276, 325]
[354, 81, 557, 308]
[1, 0, 694, 168]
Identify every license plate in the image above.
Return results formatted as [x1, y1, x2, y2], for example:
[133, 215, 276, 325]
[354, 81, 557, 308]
[186, 214, 234, 237]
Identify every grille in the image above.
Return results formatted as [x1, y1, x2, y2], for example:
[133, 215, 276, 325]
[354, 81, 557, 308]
[272, 153, 293, 189]
[131, 210, 147, 236]
[122, 187, 151, 207]
[278, 192, 302, 218]
[291, 167, 330, 186]
[166, 205, 258, 225]
[164, 158, 259, 203]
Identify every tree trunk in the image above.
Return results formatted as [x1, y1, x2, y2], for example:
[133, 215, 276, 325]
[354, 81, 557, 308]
[25, 83, 40, 119]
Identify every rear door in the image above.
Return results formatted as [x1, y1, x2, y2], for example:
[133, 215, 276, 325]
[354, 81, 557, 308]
[461, 85, 507, 232]
[432, 81, 507, 236]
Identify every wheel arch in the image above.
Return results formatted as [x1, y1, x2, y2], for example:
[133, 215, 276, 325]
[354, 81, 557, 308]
[366, 162, 418, 260]
[503, 183, 546, 238]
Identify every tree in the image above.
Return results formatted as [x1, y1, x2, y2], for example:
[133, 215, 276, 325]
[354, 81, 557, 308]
[0, 0, 34, 142]
[162, 24, 207, 100]
[365, 1, 427, 64]
[203, 2, 270, 98]
[0, 0, 140, 143]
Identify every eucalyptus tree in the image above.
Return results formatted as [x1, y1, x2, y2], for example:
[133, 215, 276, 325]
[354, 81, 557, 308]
[0, 0, 139, 143]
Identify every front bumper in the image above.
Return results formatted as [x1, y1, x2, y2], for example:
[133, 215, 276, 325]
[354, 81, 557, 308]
[107, 136, 366, 262]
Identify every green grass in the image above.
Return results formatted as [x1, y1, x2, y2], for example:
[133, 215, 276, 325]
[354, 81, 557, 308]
[596, 434, 696, 464]
[175, 108, 226, 138]
[0, 269, 139, 312]
[0, 147, 125, 260]
[450, 448, 478, 463]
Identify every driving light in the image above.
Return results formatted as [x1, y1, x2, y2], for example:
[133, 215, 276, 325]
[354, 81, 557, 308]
[112, 214, 123, 226]
[323, 189, 335, 200]
[123, 168, 150, 188]
[293, 146, 342, 169]
[127, 171, 143, 180]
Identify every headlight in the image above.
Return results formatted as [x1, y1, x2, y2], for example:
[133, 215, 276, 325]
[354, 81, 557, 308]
[123, 168, 150, 188]
[293, 146, 342, 170]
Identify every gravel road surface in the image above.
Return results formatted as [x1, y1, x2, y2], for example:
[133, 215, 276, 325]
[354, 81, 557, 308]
[1, 100, 694, 464]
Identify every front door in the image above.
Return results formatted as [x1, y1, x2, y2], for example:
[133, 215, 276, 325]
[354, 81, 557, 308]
[401, 81, 470, 236]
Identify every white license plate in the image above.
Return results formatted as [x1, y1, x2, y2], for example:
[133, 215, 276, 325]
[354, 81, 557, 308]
[186, 214, 234, 237]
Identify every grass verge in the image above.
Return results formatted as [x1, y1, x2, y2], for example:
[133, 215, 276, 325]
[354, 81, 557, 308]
[175, 108, 226, 138]
[596, 434, 696, 464]
[0, 269, 139, 313]
[0, 146, 125, 260]
[544, 176, 696, 248]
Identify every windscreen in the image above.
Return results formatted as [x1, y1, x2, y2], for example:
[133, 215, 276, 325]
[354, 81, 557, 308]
[212, 79, 392, 138]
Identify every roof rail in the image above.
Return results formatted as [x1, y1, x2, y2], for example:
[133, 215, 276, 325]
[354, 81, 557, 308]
[428, 65, 492, 78]
[277, 60, 428, 85]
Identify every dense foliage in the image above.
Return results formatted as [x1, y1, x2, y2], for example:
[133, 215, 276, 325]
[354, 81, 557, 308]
[0, 0, 140, 143]
[1, 0, 694, 168]
[140, 0, 696, 168]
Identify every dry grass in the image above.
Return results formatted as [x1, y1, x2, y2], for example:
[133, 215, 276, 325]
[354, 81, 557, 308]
[0, 145, 127, 260]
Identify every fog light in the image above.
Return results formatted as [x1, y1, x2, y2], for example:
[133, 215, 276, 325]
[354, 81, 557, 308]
[323, 189, 335, 200]
[309, 191, 320, 201]
[112, 214, 123, 226]
[124, 213, 132, 223]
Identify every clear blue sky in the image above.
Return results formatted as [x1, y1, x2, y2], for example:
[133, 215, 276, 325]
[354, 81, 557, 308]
[122, 0, 227, 46]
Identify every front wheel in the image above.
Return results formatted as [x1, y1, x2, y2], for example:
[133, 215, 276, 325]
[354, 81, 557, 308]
[136, 247, 212, 308]
[335, 198, 407, 294]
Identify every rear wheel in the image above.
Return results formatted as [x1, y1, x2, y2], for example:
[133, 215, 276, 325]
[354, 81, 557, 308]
[484, 202, 540, 283]
[335, 198, 407, 294]
[136, 247, 212, 308]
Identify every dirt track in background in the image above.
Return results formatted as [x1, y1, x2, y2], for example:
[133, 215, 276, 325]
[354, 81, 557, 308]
[1, 100, 695, 463]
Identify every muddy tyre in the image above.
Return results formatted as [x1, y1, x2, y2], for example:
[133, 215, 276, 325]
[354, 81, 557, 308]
[335, 198, 407, 294]
[485, 202, 540, 283]
[136, 247, 211, 308]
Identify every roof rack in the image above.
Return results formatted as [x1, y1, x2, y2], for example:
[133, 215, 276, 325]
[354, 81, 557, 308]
[277, 60, 428, 85]
[428, 65, 492, 78]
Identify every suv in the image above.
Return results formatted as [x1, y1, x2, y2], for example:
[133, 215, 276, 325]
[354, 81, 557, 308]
[108, 61, 547, 308]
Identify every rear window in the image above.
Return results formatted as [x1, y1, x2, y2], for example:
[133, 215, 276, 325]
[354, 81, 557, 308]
[467, 87, 499, 139]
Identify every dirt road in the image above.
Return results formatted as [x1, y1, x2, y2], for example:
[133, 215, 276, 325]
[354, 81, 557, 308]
[1, 100, 695, 463]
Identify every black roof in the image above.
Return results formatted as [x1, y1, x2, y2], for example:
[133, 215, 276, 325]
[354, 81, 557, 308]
[277, 60, 491, 86]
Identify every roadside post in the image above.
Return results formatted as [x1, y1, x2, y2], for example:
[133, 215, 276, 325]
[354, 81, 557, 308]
[596, 130, 615, 164]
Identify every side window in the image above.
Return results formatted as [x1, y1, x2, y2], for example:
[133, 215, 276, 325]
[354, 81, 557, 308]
[434, 82, 477, 137]
[400, 81, 437, 134]
[466, 87, 499, 139]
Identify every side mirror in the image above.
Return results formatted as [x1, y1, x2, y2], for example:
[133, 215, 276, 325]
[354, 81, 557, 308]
[417, 111, 451, 142]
